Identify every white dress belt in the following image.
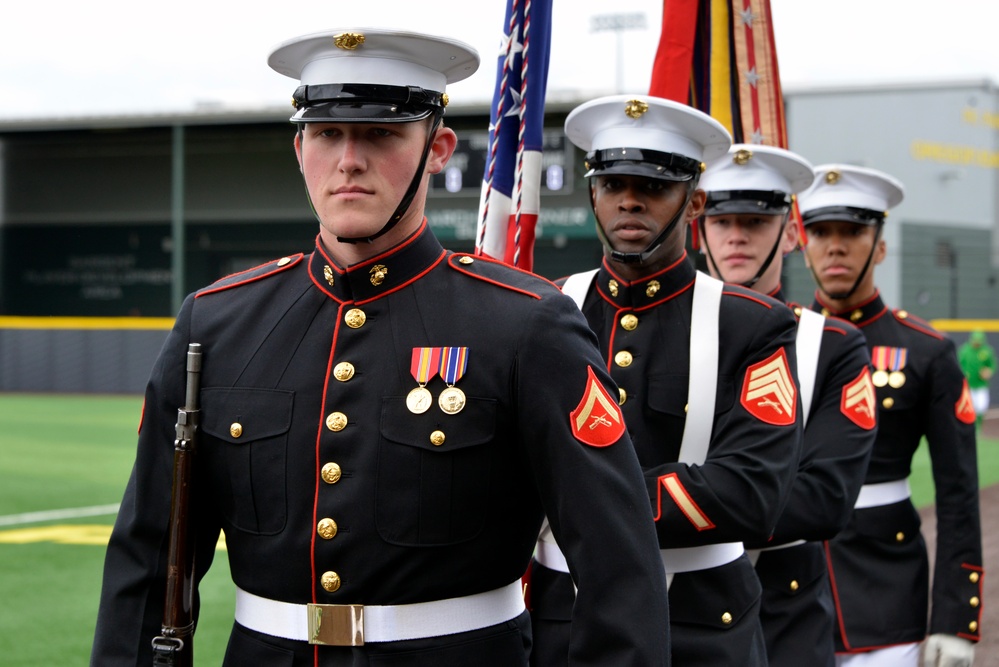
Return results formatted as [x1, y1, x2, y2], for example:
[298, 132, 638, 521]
[535, 538, 570, 573]
[854, 479, 911, 509]
[745, 539, 807, 566]
[234, 580, 525, 645]
[660, 542, 745, 574]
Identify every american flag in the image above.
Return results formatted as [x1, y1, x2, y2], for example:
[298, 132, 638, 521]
[474, 0, 553, 271]
[649, 0, 802, 239]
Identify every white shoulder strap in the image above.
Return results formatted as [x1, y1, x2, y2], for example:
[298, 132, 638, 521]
[795, 308, 825, 426]
[678, 272, 723, 465]
[560, 269, 599, 309]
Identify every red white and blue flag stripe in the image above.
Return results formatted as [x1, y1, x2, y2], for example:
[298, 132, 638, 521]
[475, 0, 553, 271]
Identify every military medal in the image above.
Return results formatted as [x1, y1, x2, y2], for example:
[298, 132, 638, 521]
[438, 347, 468, 415]
[871, 346, 907, 389]
[408, 347, 441, 414]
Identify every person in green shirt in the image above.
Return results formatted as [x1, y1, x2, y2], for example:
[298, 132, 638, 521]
[958, 329, 996, 429]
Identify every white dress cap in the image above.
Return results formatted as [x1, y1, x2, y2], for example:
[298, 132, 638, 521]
[798, 164, 905, 221]
[565, 95, 732, 165]
[701, 144, 815, 196]
[268, 28, 479, 92]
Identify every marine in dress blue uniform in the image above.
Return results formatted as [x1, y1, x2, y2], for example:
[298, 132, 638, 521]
[699, 145, 877, 667]
[799, 165, 983, 667]
[527, 95, 802, 667]
[90, 29, 671, 667]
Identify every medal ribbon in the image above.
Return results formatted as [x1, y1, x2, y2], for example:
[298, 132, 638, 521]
[871, 346, 907, 371]
[439, 347, 468, 386]
[410, 347, 441, 385]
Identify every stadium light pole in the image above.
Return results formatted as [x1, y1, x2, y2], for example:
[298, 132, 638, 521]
[591, 13, 648, 94]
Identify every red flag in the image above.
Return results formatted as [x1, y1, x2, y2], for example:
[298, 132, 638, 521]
[650, 0, 804, 239]
[475, 0, 553, 271]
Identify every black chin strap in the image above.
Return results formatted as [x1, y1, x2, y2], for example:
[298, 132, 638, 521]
[592, 180, 697, 265]
[700, 214, 788, 288]
[805, 221, 884, 301]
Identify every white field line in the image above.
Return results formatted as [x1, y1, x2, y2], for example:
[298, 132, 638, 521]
[0, 503, 120, 527]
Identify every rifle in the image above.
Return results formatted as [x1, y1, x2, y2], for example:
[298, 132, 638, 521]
[151, 343, 202, 666]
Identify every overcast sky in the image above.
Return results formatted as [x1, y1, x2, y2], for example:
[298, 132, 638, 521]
[1, 0, 997, 121]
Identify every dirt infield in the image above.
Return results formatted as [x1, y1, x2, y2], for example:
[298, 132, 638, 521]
[919, 415, 999, 665]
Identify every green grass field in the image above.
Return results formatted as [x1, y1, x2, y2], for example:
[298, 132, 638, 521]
[1, 394, 996, 666]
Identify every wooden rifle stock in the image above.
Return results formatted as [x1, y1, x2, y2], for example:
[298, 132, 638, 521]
[152, 343, 202, 666]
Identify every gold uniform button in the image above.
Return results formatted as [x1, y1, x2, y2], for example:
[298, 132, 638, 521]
[882, 397, 895, 409]
[321, 462, 342, 484]
[620, 314, 639, 331]
[971, 596, 981, 607]
[969, 621, 979, 633]
[897, 310, 909, 319]
[333, 362, 355, 382]
[277, 257, 292, 267]
[458, 256, 474, 265]
[229, 423, 243, 438]
[789, 580, 799, 592]
[615, 350, 633, 367]
[618, 388, 627, 405]
[895, 532, 905, 542]
[970, 572, 980, 583]
[345, 308, 366, 328]
[793, 307, 802, 317]
[321, 571, 341, 592]
[317, 518, 338, 540]
[721, 612, 733, 625]
[326, 412, 348, 432]
[430, 430, 446, 446]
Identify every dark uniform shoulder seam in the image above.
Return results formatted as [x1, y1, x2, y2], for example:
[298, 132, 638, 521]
[446, 253, 545, 300]
[893, 309, 944, 340]
[722, 288, 774, 310]
[195, 253, 304, 298]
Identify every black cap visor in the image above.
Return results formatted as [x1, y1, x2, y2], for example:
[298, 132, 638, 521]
[584, 147, 701, 182]
[705, 190, 792, 216]
[291, 83, 444, 123]
[801, 205, 884, 227]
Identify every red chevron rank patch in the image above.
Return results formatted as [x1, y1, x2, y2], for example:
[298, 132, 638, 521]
[841, 368, 877, 430]
[570, 366, 625, 447]
[741, 348, 797, 426]
[956, 378, 977, 425]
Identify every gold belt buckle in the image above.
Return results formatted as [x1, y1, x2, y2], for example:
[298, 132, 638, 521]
[307, 603, 364, 646]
